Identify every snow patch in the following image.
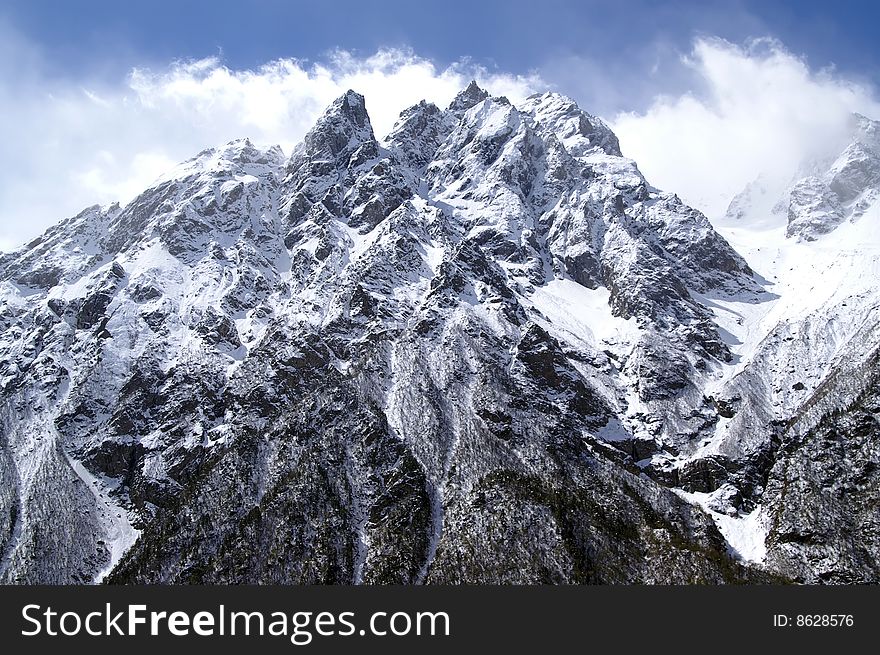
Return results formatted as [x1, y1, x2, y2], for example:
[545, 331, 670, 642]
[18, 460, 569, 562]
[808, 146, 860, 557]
[65, 453, 140, 583]
[675, 489, 768, 564]
[527, 278, 639, 351]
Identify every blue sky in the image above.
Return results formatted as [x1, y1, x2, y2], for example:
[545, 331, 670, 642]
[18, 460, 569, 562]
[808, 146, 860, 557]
[1, 0, 879, 250]
[3, 0, 879, 112]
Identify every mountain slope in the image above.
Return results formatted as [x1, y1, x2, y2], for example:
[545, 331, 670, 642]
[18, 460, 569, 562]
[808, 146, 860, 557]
[693, 114, 880, 581]
[0, 84, 875, 584]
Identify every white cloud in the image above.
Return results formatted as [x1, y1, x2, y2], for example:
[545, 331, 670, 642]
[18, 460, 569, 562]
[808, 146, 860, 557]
[0, 37, 541, 252]
[4, 28, 879, 254]
[611, 37, 880, 220]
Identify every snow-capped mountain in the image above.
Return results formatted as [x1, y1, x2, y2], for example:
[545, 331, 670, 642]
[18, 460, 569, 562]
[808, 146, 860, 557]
[710, 114, 880, 582]
[0, 83, 876, 584]
[726, 113, 880, 240]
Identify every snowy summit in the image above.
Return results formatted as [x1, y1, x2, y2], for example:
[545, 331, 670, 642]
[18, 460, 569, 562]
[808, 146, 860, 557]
[0, 83, 878, 584]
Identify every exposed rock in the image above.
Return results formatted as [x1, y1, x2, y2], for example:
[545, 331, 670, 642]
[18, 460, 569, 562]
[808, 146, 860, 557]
[0, 86, 875, 586]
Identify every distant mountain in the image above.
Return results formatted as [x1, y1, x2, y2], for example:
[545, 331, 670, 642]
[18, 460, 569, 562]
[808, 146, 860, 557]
[714, 112, 880, 582]
[0, 83, 876, 584]
[726, 113, 880, 240]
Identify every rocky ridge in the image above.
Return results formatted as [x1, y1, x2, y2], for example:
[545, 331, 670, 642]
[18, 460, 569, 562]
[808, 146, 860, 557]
[0, 83, 876, 583]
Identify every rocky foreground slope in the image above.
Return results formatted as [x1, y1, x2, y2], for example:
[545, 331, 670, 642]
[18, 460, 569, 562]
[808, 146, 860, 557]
[0, 83, 876, 583]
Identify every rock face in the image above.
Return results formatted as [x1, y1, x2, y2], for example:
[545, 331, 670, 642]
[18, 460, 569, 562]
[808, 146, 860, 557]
[763, 334, 880, 583]
[0, 83, 875, 584]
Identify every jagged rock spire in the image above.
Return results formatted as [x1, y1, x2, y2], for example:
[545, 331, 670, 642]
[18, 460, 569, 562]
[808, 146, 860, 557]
[386, 100, 456, 170]
[292, 90, 377, 168]
[448, 80, 489, 114]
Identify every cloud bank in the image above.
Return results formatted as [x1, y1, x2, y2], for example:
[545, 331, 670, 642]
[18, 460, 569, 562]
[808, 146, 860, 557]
[612, 38, 880, 219]
[0, 36, 540, 252]
[2, 28, 879, 252]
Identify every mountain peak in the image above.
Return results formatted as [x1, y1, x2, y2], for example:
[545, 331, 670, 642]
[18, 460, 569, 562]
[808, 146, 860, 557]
[329, 89, 370, 128]
[518, 91, 622, 157]
[850, 112, 880, 153]
[288, 89, 377, 171]
[386, 100, 455, 169]
[727, 110, 880, 240]
[448, 80, 490, 114]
